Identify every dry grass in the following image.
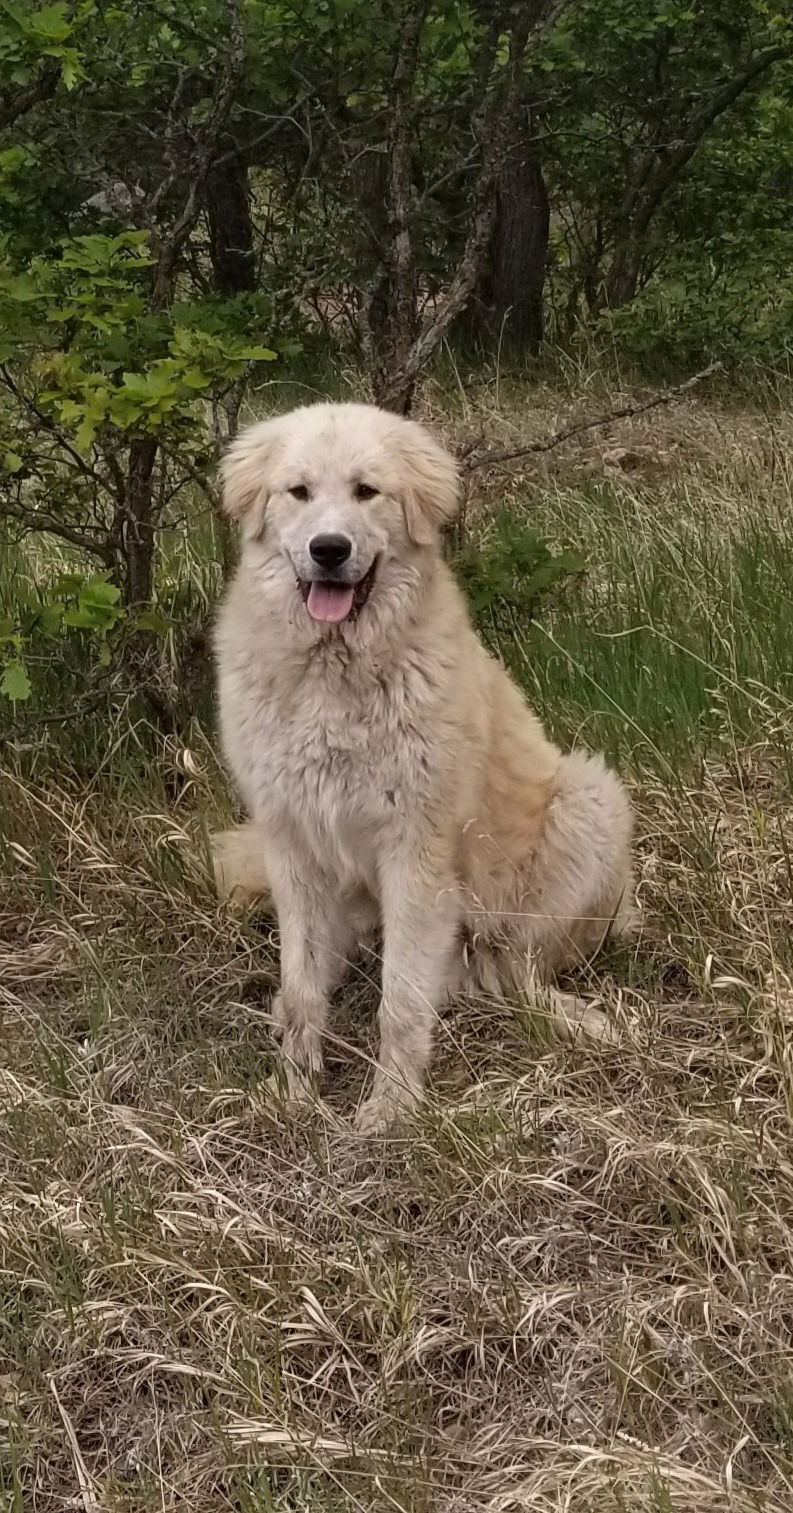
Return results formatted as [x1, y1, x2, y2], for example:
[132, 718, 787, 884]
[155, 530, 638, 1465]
[2, 380, 793, 1511]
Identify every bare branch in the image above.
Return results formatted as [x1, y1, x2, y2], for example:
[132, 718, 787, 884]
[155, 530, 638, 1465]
[463, 362, 722, 472]
[157, 442, 220, 512]
[0, 499, 115, 563]
[0, 679, 139, 748]
[212, 113, 304, 171]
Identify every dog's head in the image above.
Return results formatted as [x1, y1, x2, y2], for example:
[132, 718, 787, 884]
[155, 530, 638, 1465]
[221, 402, 459, 632]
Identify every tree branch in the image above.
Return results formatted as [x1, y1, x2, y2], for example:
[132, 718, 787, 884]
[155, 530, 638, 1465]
[150, 0, 247, 307]
[377, 0, 563, 412]
[0, 61, 59, 131]
[463, 362, 722, 472]
[0, 499, 115, 563]
[157, 441, 220, 511]
[0, 366, 117, 495]
[0, 681, 139, 748]
[606, 43, 791, 305]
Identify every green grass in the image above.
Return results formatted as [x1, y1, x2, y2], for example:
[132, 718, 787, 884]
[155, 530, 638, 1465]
[521, 483, 793, 768]
[1, 374, 793, 1511]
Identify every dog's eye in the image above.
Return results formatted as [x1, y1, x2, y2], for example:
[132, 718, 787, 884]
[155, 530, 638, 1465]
[355, 482, 378, 501]
[289, 484, 310, 501]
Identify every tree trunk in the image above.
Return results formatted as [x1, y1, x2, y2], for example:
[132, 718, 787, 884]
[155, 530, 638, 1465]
[603, 250, 641, 309]
[358, 2, 428, 415]
[491, 148, 549, 346]
[351, 150, 393, 377]
[205, 156, 256, 294]
[124, 436, 159, 606]
[469, 140, 549, 349]
[366, 5, 541, 412]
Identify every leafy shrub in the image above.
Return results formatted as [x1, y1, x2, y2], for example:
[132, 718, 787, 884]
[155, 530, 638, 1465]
[455, 510, 585, 642]
[599, 237, 793, 371]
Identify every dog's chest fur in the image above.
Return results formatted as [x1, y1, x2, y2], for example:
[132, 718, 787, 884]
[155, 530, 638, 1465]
[223, 634, 448, 878]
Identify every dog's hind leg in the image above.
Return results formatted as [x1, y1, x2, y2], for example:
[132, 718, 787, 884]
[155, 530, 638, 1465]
[528, 749, 633, 977]
[464, 750, 632, 1044]
[463, 936, 617, 1043]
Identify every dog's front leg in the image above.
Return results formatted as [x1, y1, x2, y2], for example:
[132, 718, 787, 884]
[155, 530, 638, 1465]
[270, 860, 354, 1100]
[356, 841, 460, 1133]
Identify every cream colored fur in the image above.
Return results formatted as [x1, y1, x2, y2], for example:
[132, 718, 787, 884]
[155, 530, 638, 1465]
[213, 402, 632, 1131]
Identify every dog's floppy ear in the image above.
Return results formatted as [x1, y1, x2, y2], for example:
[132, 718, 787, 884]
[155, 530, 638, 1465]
[398, 419, 460, 546]
[221, 417, 284, 538]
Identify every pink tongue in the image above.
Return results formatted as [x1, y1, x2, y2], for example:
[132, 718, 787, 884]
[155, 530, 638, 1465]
[306, 581, 355, 623]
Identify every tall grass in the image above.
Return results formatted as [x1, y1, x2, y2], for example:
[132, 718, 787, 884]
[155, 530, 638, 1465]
[508, 479, 793, 770]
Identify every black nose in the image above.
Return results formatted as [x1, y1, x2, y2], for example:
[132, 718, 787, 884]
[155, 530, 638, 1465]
[309, 533, 352, 570]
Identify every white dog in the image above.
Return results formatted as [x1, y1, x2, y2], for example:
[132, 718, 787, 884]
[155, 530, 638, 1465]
[213, 402, 632, 1131]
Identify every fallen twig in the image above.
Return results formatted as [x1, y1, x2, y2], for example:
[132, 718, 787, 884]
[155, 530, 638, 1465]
[462, 361, 722, 472]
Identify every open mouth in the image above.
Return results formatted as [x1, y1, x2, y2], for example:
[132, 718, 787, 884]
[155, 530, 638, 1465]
[298, 558, 378, 625]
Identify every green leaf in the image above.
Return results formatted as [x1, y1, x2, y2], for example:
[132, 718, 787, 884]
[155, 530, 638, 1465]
[0, 273, 40, 303]
[35, 602, 64, 637]
[63, 607, 102, 628]
[60, 52, 82, 90]
[180, 367, 212, 389]
[133, 610, 169, 634]
[30, 3, 72, 43]
[2, 450, 23, 473]
[81, 577, 121, 607]
[75, 413, 98, 453]
[1, 659, 31, 702]
[52, 573, 84, 598]
[238, 345, 278, 361]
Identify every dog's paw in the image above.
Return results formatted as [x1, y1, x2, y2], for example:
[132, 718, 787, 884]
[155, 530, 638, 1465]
[354, 1093, 398, 1135]
[266, 1015, 324, 1103]
[354, 1084, 416, 1136]
[268, 1061, 313, 1099]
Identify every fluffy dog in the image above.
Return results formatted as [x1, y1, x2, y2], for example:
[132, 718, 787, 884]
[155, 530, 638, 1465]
[213, 402, 632, 1131]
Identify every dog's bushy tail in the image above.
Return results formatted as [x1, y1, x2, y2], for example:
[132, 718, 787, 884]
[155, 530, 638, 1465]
[211, 824, 271, 906]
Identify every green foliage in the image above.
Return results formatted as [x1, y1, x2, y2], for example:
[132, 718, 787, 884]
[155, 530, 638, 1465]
[0, 221, 294, 697]
[543, 0, 793, 332]
[0, 571, 131, 700]
[600, 249, 793, 368]
[0, 1, 84, 91]
[456, 511, 585, 635]
[0, 232, 280, 453]
[0, 656, 30, 701]
[590, 63, 793, 363]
